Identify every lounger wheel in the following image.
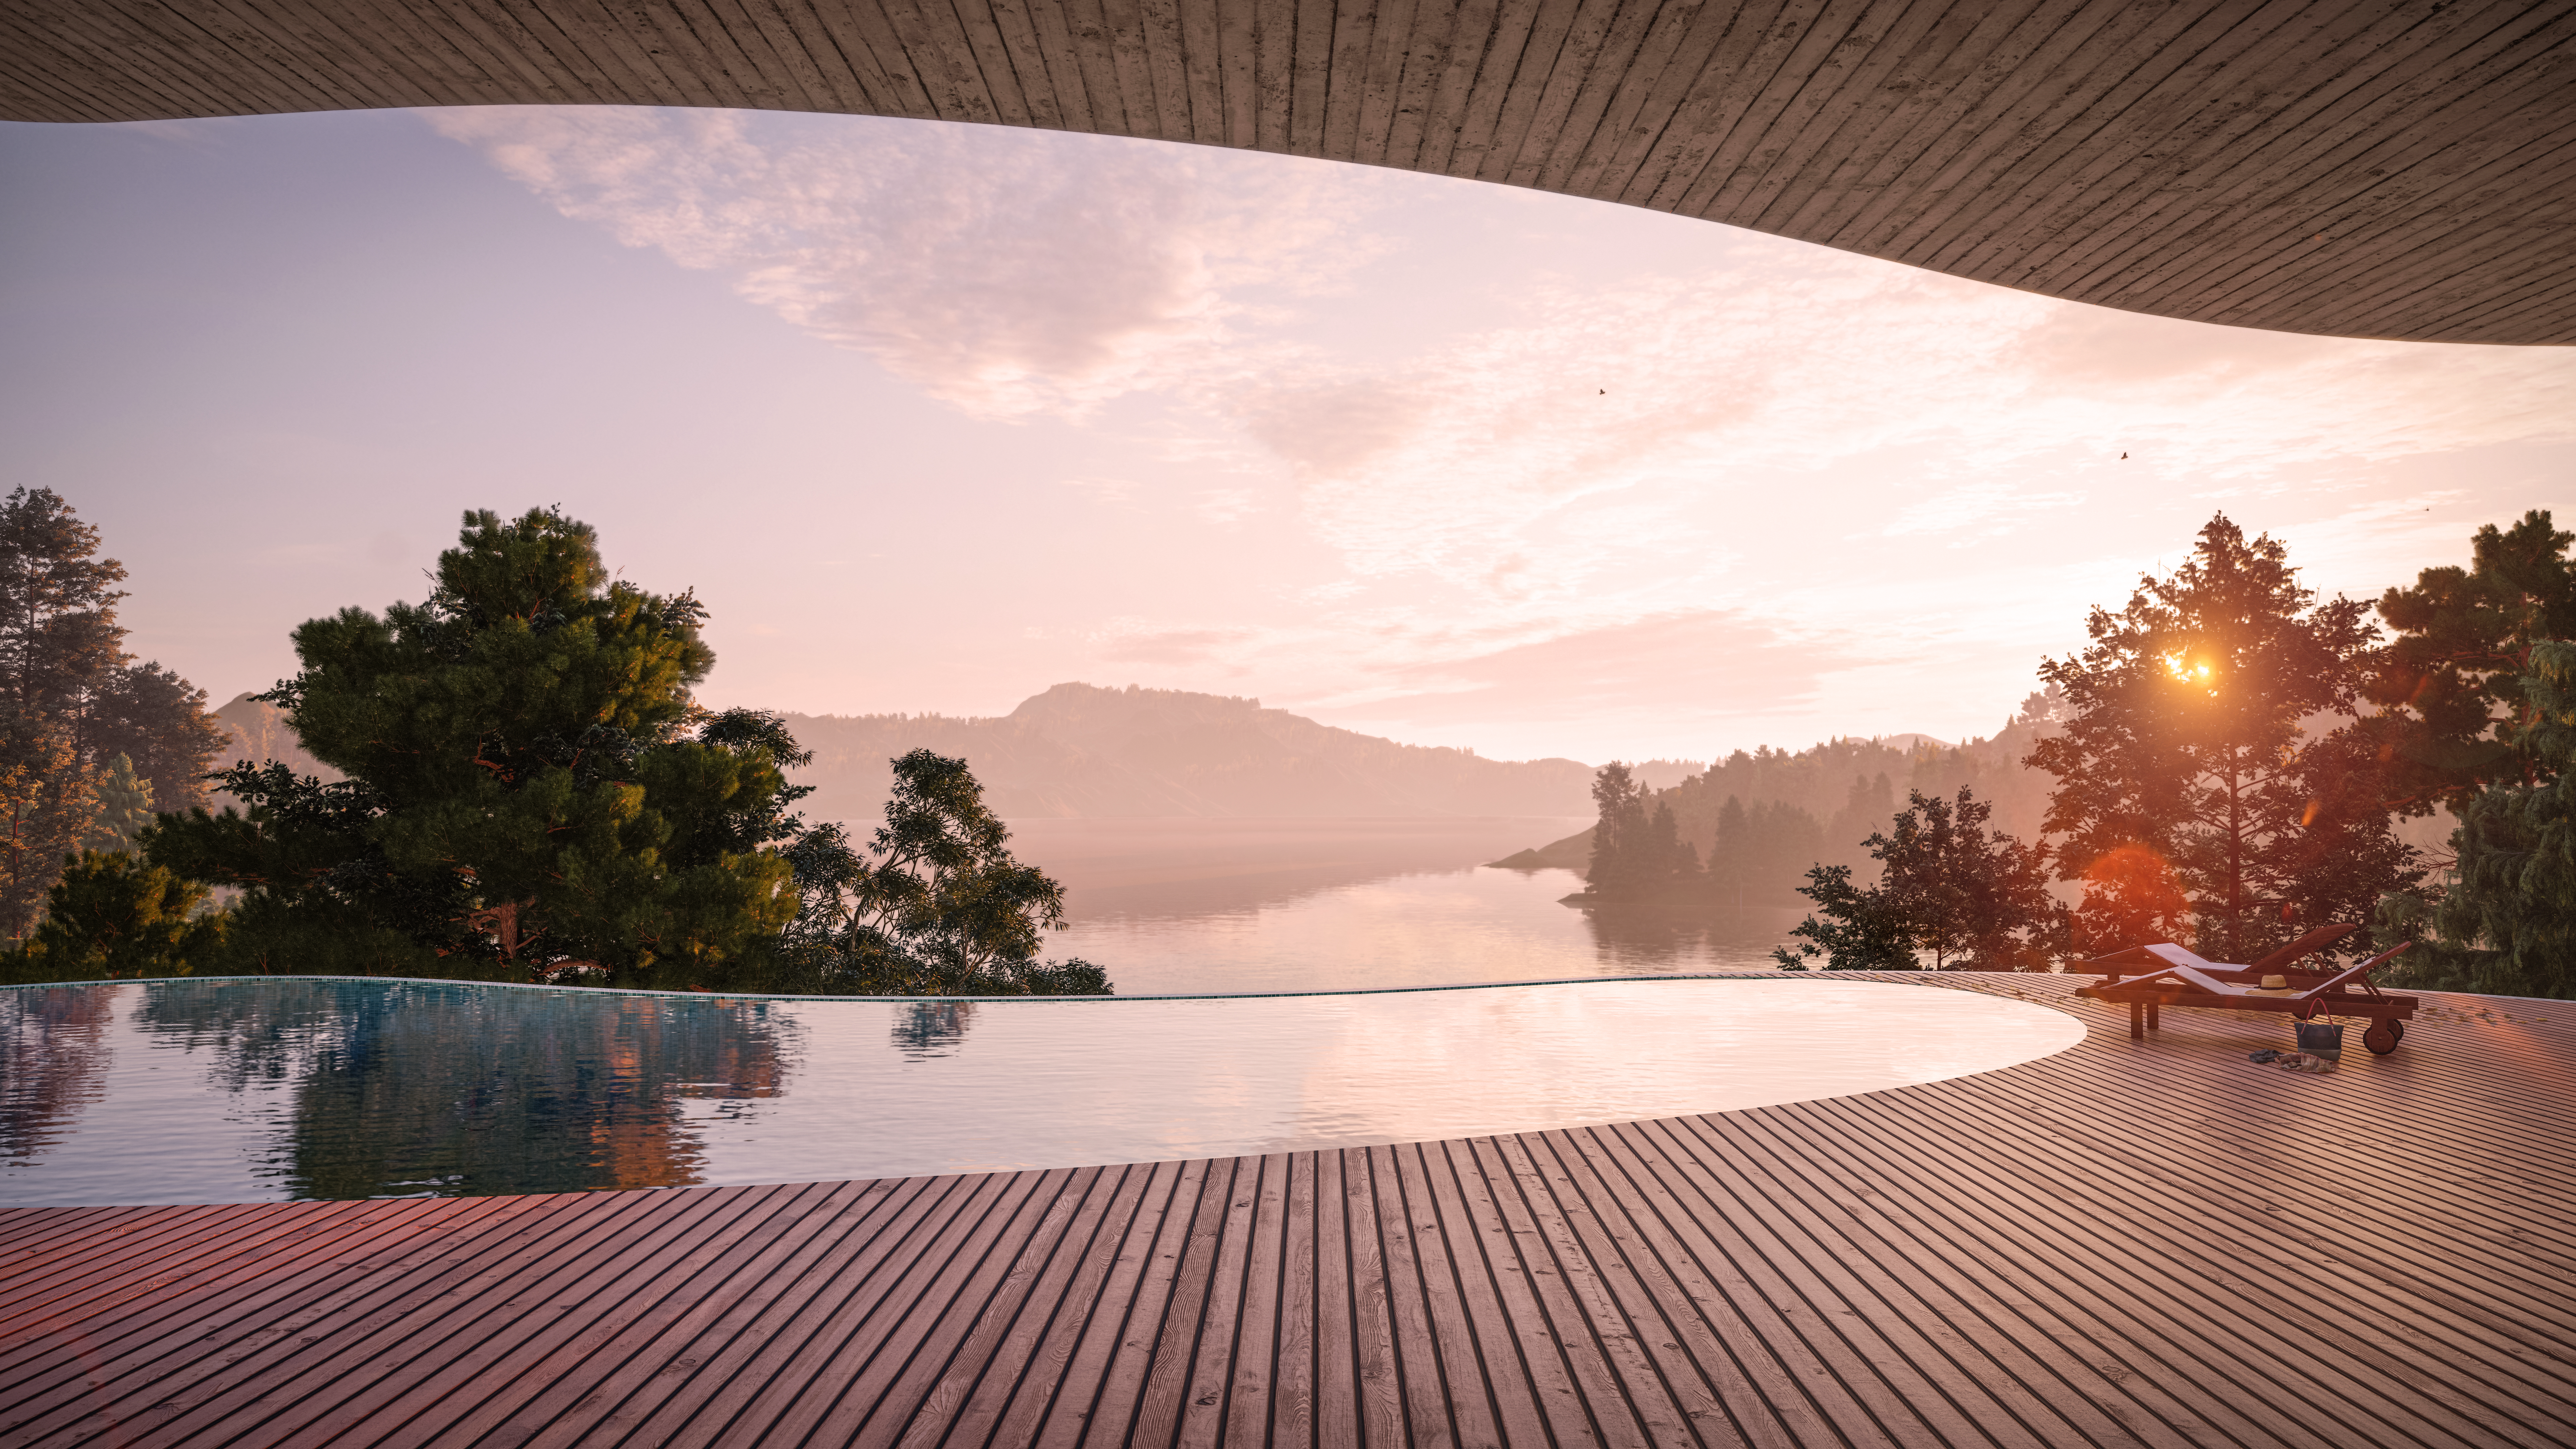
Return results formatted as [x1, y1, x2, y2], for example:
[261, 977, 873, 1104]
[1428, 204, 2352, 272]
[2363, 1021, 2400, 1056]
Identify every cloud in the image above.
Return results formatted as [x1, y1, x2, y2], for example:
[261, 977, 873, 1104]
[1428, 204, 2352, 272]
[1254, 247, 2576, 610]
[424, 108, 1377, 416]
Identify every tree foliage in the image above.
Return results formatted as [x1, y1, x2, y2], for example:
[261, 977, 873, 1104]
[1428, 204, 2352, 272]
[0, 487, 226, 929]
[1, 850, 222, 981]
[1583, 762, 1700, 901]
[2378, 640, 2576, 998]
[2029, 514, 2420, 963]
[777, 749, 1109, 995]
[1774, 786, 2057, 969]
[2354, 508, 2575, 815]
[0, 714, 96, 943]
[83, 754, 153, 854]
[144, 508, 799, 984]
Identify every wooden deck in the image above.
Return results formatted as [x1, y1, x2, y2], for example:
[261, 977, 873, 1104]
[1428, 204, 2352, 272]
[3, 973, 2570, 1447]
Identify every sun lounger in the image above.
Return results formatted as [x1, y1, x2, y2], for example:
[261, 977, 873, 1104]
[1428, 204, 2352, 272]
[2074, 927, 2417, 1055]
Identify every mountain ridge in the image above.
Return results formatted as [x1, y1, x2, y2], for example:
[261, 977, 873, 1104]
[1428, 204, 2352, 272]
[780, 683, 1601, 822]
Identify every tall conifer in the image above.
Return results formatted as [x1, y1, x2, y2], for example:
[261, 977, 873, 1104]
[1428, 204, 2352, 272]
[2030, 514, 2420, 961]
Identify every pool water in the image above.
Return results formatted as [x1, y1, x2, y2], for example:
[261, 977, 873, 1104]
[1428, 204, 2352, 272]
[1, 977, 2083, 1206]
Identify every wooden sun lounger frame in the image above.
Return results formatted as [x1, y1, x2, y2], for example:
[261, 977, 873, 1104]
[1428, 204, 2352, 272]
[2073, 924, 2419, 1055]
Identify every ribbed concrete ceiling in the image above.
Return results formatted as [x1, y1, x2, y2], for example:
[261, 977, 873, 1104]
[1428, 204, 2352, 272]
[6, 0, 2573, 344]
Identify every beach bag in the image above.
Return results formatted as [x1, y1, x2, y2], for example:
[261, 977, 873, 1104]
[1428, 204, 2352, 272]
[2294, 1021, 2345, 1061]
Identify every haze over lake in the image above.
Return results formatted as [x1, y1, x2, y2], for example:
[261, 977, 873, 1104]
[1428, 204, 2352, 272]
[1011, 816, 1803, 996]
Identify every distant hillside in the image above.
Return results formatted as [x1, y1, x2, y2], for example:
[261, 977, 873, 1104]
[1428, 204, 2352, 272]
[210, 692, 339, 786]
[1488, 695, 2065, 893]
[784, 684, 1598, 822]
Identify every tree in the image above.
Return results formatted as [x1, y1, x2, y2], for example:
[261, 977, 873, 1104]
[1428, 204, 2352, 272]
[778, 749, 1110, 995]
[2376, 640, 2576, 998]
[0, 714, 97, 943]
[1704, 795, 1827, 916]
[0, 488, 226, 911]
[2352, 509, 2575, 816]
[89, 661, 229, 814]
[1774, 786, 2058, 969]
[0, 486, 128, 722]
[2029, 514, 2421, 963]
[1583, 762, 1699, 900]
[144, 507, 799, 984]
[3, 850, 222, 981]
[2069, 843, 2191, 957]
[83, 753, 153, 853]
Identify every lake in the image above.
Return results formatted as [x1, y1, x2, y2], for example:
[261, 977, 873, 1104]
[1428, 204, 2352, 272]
[1014, 816, 1809, 994]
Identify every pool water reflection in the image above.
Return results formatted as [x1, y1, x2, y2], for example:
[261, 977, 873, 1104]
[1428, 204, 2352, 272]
[2, 977, 2082, 1206]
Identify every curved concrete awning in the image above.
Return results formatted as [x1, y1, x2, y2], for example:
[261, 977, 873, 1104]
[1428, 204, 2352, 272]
[7, 0, 2572, 344]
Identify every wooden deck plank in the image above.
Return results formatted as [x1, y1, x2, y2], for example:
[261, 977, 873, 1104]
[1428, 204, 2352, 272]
[914, 1164, 1137, 1446]
[1061, 1156, 1212, 1446]
[1210, 1153, 1288, 1449]
[5, 977, 2572, 1448]
[1413, 1137, 1554, 1448]
[443, 1179, 900, 1449]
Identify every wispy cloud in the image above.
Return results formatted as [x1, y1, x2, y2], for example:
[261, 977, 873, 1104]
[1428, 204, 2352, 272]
[425, 108, 1379, 417]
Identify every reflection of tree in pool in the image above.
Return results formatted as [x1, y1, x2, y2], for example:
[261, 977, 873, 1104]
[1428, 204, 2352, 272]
[133, 979, 346, 1092]
[1, 985, 118, 1167]
[1578, 902, 1805, 969]
[891, 1001, 975, 1060]
[280, 985, 797, 1198]
[126, 980, 797, 1198]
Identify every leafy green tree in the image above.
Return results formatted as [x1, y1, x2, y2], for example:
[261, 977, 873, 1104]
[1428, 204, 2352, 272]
[0, 714, 96, 943]
[2029, 514, 2420, 963]
[2377, 640, 2576, 998]
[778, 749, 1109, 995]
[1583, 762, 1699, 901]
[1774, 786, 2057, 969]
[2353, 509, 2574, 815]
[144, 508, 798, 984]
[2, 851, 221, 981]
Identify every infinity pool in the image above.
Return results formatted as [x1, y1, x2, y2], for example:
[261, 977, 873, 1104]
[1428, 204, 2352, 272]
[1, 977, 2082, 1205]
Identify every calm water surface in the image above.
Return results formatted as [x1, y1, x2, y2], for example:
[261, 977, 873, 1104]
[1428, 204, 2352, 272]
[2, 978, 2080, 1205]
[2, 820, 2069, 1206]
[1021, 817, 1804, 995]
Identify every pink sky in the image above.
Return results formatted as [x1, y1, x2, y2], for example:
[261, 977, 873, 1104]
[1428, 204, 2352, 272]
[5, 107, 2570, 764]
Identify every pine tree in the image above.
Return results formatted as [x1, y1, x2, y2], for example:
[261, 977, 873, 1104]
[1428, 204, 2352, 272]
[144, 508, 800, 984]
[1582, 762, 1698, 901]
[2029, 514, 2421, 963]
[777, 749, 1109, 995]
[89, 662, 229, 814]
[5, 850, 221, 981]
[2378, 640, 2576, 998]
[0, 486, 128, 721]
[0, 488, 226, 911]
[82, 753, 153, 853]
[2351, 508, 2574, 816]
